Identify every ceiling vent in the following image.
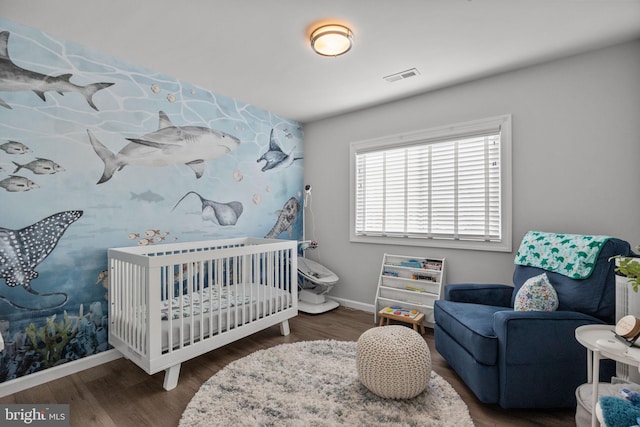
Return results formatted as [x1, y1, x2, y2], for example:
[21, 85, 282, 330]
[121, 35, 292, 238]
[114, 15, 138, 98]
[383, 68, 420, 83]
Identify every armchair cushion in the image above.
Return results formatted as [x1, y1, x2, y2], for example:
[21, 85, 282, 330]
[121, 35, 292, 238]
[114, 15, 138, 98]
[434, 301, 502, 365]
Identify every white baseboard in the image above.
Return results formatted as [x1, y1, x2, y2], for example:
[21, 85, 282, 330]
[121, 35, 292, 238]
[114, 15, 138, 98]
[0, 299, 372, 397]
[331, 296, 375, 314]
[0, 349, 122, 398]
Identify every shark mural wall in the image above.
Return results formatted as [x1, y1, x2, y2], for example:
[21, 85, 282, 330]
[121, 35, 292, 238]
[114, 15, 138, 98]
[0, 18, 304, 383]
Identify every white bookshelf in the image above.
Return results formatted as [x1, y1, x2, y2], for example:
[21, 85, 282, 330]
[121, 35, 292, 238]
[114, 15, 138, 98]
[374, 254, 446, 328]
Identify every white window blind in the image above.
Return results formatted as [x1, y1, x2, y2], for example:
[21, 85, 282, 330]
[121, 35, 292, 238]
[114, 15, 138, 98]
[350, 115, 512, 252]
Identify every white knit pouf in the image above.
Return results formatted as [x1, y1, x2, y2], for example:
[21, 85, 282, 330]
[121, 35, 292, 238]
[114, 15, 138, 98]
[356, 325, 431, 399]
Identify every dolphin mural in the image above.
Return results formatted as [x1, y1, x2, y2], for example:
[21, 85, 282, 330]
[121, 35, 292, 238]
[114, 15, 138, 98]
[265, 197, 300, 238]
[88, 111, 241, 184]
[256, 129, 302, 172]
[0, 31, 113, 111]
[172, 191, 243, 226]
[0, 210, 83, 310]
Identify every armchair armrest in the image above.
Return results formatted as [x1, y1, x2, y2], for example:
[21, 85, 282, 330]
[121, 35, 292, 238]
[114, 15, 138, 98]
[491, 310, 609, 407]
[493, 310, 606, 363]
[444, 283, 513, 307]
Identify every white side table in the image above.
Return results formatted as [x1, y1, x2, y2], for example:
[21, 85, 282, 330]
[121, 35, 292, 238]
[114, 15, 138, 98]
[575, 324, 640, 427]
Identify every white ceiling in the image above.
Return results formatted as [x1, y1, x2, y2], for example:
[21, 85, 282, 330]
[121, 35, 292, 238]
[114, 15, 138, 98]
[2, 0, 640, 123]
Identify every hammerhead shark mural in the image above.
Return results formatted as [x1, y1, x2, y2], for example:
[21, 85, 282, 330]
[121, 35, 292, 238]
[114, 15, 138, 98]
[88, 111, 241, 183]
[0, 210, 83, 310]
[0, 31, 113, 111]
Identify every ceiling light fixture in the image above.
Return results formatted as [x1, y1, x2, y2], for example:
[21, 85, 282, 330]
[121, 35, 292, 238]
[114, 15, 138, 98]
[310, 24, 353, 57]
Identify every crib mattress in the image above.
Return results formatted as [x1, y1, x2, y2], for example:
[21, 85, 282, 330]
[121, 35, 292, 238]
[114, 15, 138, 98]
[161, 283, 291, 352]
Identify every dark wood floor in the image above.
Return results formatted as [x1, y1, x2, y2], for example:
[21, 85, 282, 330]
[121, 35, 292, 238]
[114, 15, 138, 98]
[0, 307, 575, 426]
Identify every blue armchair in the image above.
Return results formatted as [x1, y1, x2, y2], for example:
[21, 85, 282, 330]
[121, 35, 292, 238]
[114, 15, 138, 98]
[434, 233, 631, 408]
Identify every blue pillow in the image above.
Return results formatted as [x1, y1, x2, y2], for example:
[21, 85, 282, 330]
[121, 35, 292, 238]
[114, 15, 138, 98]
[513, 273, 559, 312]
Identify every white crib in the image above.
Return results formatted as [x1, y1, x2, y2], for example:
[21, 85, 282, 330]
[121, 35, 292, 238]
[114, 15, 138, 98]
[108, 237, 298, 390]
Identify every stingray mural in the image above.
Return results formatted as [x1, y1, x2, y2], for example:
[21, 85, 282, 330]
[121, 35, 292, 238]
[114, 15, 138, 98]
[0, 211, 83, 310]
[0, 18, 303, 383]
[172, 191, 243, 226]
[257, 128, 303, 172]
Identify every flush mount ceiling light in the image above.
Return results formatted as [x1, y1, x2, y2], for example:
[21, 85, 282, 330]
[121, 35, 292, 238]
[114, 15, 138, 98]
[310, 24, 353, 57]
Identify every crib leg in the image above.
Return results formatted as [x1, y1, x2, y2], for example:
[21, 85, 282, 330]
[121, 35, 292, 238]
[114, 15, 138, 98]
[163, 364, 181, 391]
[279, 319, 290, 336]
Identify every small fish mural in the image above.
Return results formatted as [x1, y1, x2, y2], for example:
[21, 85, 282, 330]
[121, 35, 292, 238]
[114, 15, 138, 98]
[265, 197, 300, 239]
[87, 111, 241, 184]
[127, 230, 173, 245]
[130, 190, 165, 203]
[172, 191, 243, 226]
[96, 270, 108, 288]
[0, 175, 38, 192]
[0, 31, 114, 111]
[0, 210, 83, 310]
[256, 129, 302, 172]
[145, 229, 161, 237]
[0, 141, 30, 154]
[12, 158, 64, 175]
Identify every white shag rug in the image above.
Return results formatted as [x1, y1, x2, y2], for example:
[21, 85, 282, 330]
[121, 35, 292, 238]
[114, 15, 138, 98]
[179, 340, 474, 427]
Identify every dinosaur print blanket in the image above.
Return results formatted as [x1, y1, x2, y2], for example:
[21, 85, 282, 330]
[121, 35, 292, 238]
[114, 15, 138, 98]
[514, 231, 610, 279]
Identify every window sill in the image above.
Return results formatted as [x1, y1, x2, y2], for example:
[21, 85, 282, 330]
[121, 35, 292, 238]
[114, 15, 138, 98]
[349, 233, 512, 252]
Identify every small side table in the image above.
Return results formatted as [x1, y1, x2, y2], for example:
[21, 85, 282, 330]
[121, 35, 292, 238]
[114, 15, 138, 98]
[378, 308, 426, 334]
[575, 324, 640, 427]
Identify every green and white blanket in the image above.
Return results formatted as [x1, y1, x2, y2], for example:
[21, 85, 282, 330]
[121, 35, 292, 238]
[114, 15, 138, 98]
[514, 231, 610, 279]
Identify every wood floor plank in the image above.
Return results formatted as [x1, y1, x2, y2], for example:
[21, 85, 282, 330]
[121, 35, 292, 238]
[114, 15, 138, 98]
[0, 307, 575, 426]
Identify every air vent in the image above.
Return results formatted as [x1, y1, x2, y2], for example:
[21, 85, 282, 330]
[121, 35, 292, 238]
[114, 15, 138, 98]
[383, 68, 420, 83]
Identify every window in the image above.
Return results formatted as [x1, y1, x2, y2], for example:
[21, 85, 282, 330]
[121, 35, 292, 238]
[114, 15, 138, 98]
[350, 115, 512, 252]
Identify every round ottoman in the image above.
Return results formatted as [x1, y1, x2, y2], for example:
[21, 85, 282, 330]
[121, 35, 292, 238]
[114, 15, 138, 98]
[356, 325, 431, 399]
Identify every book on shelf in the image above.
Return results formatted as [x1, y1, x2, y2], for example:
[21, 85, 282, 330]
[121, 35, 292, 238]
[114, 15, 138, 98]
[380, 306, 421, 319]
[393, 259, 442, 271]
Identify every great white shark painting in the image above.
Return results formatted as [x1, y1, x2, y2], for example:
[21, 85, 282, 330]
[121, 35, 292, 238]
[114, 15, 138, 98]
[0, 31, 113, 111]
[88, 111, 241, 183]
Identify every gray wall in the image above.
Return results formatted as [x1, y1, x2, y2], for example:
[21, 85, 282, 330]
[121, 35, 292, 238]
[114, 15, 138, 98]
[303, 39, 640, 310]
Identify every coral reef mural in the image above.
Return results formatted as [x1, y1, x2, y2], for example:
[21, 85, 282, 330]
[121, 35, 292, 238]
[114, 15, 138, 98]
[0, 18, 303, 383]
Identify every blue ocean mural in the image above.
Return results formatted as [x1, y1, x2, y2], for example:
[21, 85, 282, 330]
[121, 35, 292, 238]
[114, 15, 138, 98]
[0, 18, 304, 382]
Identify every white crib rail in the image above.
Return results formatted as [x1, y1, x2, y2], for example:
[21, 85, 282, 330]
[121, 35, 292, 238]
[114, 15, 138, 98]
[108, 238, 297, 387]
